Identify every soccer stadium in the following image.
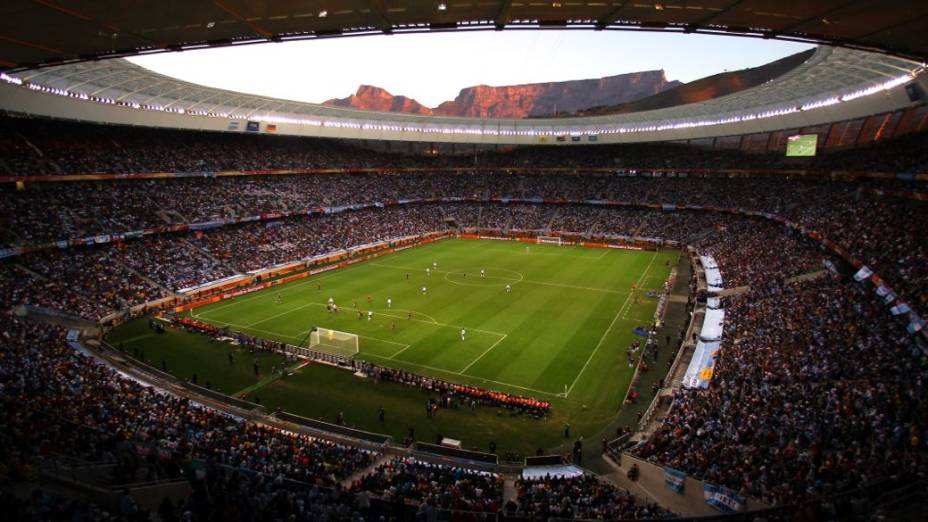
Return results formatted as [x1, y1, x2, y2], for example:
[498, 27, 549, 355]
[1, 2, 927, 521]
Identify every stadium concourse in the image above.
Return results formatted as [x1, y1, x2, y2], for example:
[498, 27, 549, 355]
[0, 117, 927, 521]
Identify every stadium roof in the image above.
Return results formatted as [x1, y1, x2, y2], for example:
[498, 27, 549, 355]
[11, 46, 922, 129]
[2, 1, 928, 72]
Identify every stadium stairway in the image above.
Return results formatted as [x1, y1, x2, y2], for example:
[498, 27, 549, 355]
[502, 476, 519, 505]
[785, 269, 826, 284]
[180, 237, 238, 276]
[112, 257, 177, 298]
[16, 130, 65, 175]
[340, 453, 394, 489]
[545, 209, 559, 231]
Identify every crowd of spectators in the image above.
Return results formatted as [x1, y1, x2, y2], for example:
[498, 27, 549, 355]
[4, 115, 928, 177]
[632, 274, 927, 505]
[0, 314, 376, 494]
[514, 474, 674, 520]
[350, 457, 502, 514]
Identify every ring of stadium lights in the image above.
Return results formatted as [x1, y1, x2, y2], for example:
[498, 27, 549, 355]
[0, 70, 920, 138]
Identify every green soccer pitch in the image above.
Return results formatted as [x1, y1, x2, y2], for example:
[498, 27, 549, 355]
[110, 238, 678, 455]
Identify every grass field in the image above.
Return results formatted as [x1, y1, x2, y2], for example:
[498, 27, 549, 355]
[110, 238, 677, 456]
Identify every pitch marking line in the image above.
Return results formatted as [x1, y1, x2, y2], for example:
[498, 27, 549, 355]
[213, 299, 508, 338]
[362, 352, 560, 398]
[621, 252, 660, 321]
[373, 307, 439, 325]
[362, 307, 508, 337]
[442, 269, 524, 288]
[208, 320, 412, 355]
[565, 251, 658, 397]
[244, 302, 317, 329]
[458, 334, 508, 375]
[370, 262, 629, 295]
[194, 263, 367, 318]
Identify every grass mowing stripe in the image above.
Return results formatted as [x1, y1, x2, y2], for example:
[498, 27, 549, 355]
[370, 262, 630, 295]
[194, 263, 368, 318]
[566, 251, 658, 397]
[244, 302, 317, 328]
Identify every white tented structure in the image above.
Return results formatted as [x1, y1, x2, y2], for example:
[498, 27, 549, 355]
[309, 327, 359, 358]
[536, 236, 563, 246]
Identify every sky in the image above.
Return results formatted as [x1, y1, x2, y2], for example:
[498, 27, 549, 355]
[128, 31, 814, 108]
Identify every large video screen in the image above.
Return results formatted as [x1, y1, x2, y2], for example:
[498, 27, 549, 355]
[786, 134, 818, 157]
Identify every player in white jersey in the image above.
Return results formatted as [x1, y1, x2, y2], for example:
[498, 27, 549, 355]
[421, 286, 427, 295]
[506, 284, 511, 293]
[328, 297, 335, 305]
[480, 269, 485, 278]
[387, 297, 392, 308]
[433, 261, 438, 269]
[426, 268, 431, 276]
[460, 328, 466, 341]
[367, 310, 373, 321]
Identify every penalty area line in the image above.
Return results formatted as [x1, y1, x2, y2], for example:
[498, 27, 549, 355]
[458, 334, 508, 375]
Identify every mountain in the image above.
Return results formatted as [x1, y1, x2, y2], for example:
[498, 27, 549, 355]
[561, 49, 816, 118]
[323, 70, 681, 119]
[324, 85, 434, 115]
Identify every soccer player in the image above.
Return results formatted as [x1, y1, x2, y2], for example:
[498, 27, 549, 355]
[480, 269, 485, 278]
[506, 284, 511, 293]
[275, 294, 282, 304]
[433, 261, 438, 269]
[405, 272, 410, 280]
[367, 310, 373, 321]
[387, 297, 392, 308]
[328, 297, 335, 305]
[426, 267, 431, 276]
[421, 286, 427, 295]
[460, 328, 466, 341]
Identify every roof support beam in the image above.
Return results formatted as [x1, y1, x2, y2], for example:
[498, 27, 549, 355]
[370, 0, 394, 34]
[495, 0, 512, 29]
[596, 2, 628, 30]
[855, 13, 928, 40]
[31, 0, 165, 47]
[695, 0, 748, 26]
[779, 0, 861, 33]
[212, 0, 272, 38]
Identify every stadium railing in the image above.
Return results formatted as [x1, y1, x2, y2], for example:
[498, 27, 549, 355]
[274, 411, 392, 445]
[414, 442, 499, 466]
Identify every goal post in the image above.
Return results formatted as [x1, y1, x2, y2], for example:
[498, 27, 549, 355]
[308, 327, 359, 358]
[536, 235, 563, 246]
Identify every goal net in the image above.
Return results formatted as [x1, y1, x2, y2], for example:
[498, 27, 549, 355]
[309, 327, 359, 358]
[536, 236, 563, 246]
